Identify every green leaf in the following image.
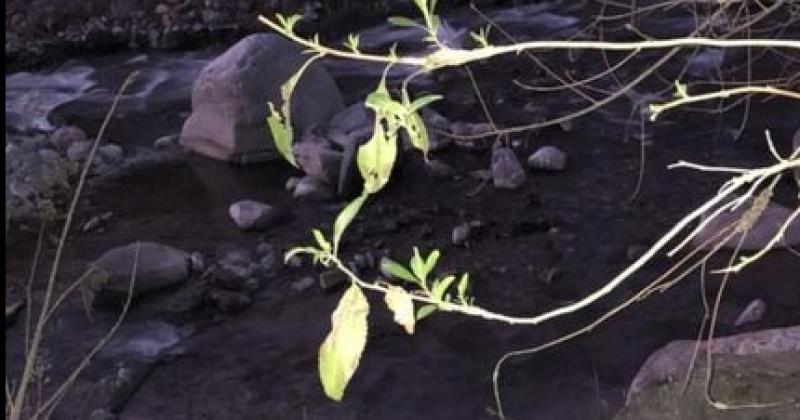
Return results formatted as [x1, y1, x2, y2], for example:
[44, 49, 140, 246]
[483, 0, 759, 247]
[387, 16, 422, 28]
[416, 304, 437, 320]
[431, 275, 455, 302]
[284, 246, 316, 264]
[384, 286, 416, 334]
[674, 80, 688, 98]
[380, 258, 419, 284]
[345, 33, 361, 53]
[319, 285, 370, 401]
[266, 103, 297, 167]
[457, 273, 469, 303]
[424, 249, 440, 277]
[332, 193, 368, 254]
[409, 247, 427, 282]
[312, 229, 331, 253]
[409, 94, 443, 113]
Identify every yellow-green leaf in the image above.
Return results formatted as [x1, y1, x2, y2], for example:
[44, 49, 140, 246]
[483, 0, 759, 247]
[319, 284, 370, 401]
[384, 285, 416, 334]
[266, 103, 297, 167]
[333, 192, 368, 254]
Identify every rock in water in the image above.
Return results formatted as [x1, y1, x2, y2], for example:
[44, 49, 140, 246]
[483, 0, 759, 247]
[228, 200, 283, 231]
[179, 34, 344, 164]
[492, 146, 527, 189]
[84, 242, 191, 307]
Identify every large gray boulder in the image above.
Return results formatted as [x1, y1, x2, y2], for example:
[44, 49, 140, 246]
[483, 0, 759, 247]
[618, 326, 800, 420]
[179, 34, 344, 164]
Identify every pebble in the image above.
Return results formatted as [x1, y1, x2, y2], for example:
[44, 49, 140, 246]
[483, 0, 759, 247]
[734, 299, 768, 327]
[424, 159, 453, 179]
[527, 146, 568, 172]
[228, 200, 282, 231]
[492, 146, 527, 189]
[291, 276, 315, 293]
[452, 223, 471, 246]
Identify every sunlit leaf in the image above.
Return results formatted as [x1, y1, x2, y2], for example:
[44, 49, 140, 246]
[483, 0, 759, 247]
[312, 229, 331, 253]
[457, 273, 469, 303]
[333, 193, 368, 254]
[384, 286, 416, 334]
[380, 258, 419, 284]
[319, 285, 370, 401]
[266, 103, 297, 167]
[416, 304, 437, 320]
[388, 16, 422, 28]
[431, 275, 455, 302]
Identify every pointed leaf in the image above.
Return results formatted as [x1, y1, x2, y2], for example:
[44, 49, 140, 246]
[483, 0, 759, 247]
[380, 258, 418, 284]
[457, 273, 469, 303]
[424, 250, 440, 277]
[319, 285, 370, 401]
[416, 304, 437, 320]
[388, 16, 422, 28]
[312, 229, 331, 253]
[266, 103, 297, 167]
[384, 286, 416, 334]
[333, 193, 368, 254]
[431, 275, 455, 302]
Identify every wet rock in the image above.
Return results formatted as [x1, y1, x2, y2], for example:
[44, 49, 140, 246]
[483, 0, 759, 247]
[207, 289, 252, 314]
[469, 169, 493, 181]
[228, 200, 283, 231]
[450, 121, 493, 137]
[84, 242, 191, 307]
[626, 325, 800, 405]
[291, 276, 315, 293]
[179, 34, 344, 163]
[527, 145, 567, 172]
[734, 299, 767, 328]
[49, 125, 87, 152]
[286, 255, 303, 269]
[691, 196, 800, 251]
[492, 146, 527, 189]
[292, 176, 334, 201]
[319, 269, 348, 292]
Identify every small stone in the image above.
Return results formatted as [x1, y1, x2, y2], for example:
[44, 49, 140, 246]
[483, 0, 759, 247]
[319, 269, 347, 292]
[89, 408, 117, 420]
[734, 299, 768, 327]
[291, 276, 315, 293]
[293, 176, 333, 201]
[527, 146, 568, 172]
[67, 141, 93, 163]
[49, 125, 87, 152]
[189, 252, 205, 274]
[285, 176, 302, 192]
[492, 147, 527, 189]
[424, 159, 453, 179]
[99, 144, 124, 164]
[258, 252, 277, 272]
[228, 200, 283, 231]
[452, 223, 471, 246]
